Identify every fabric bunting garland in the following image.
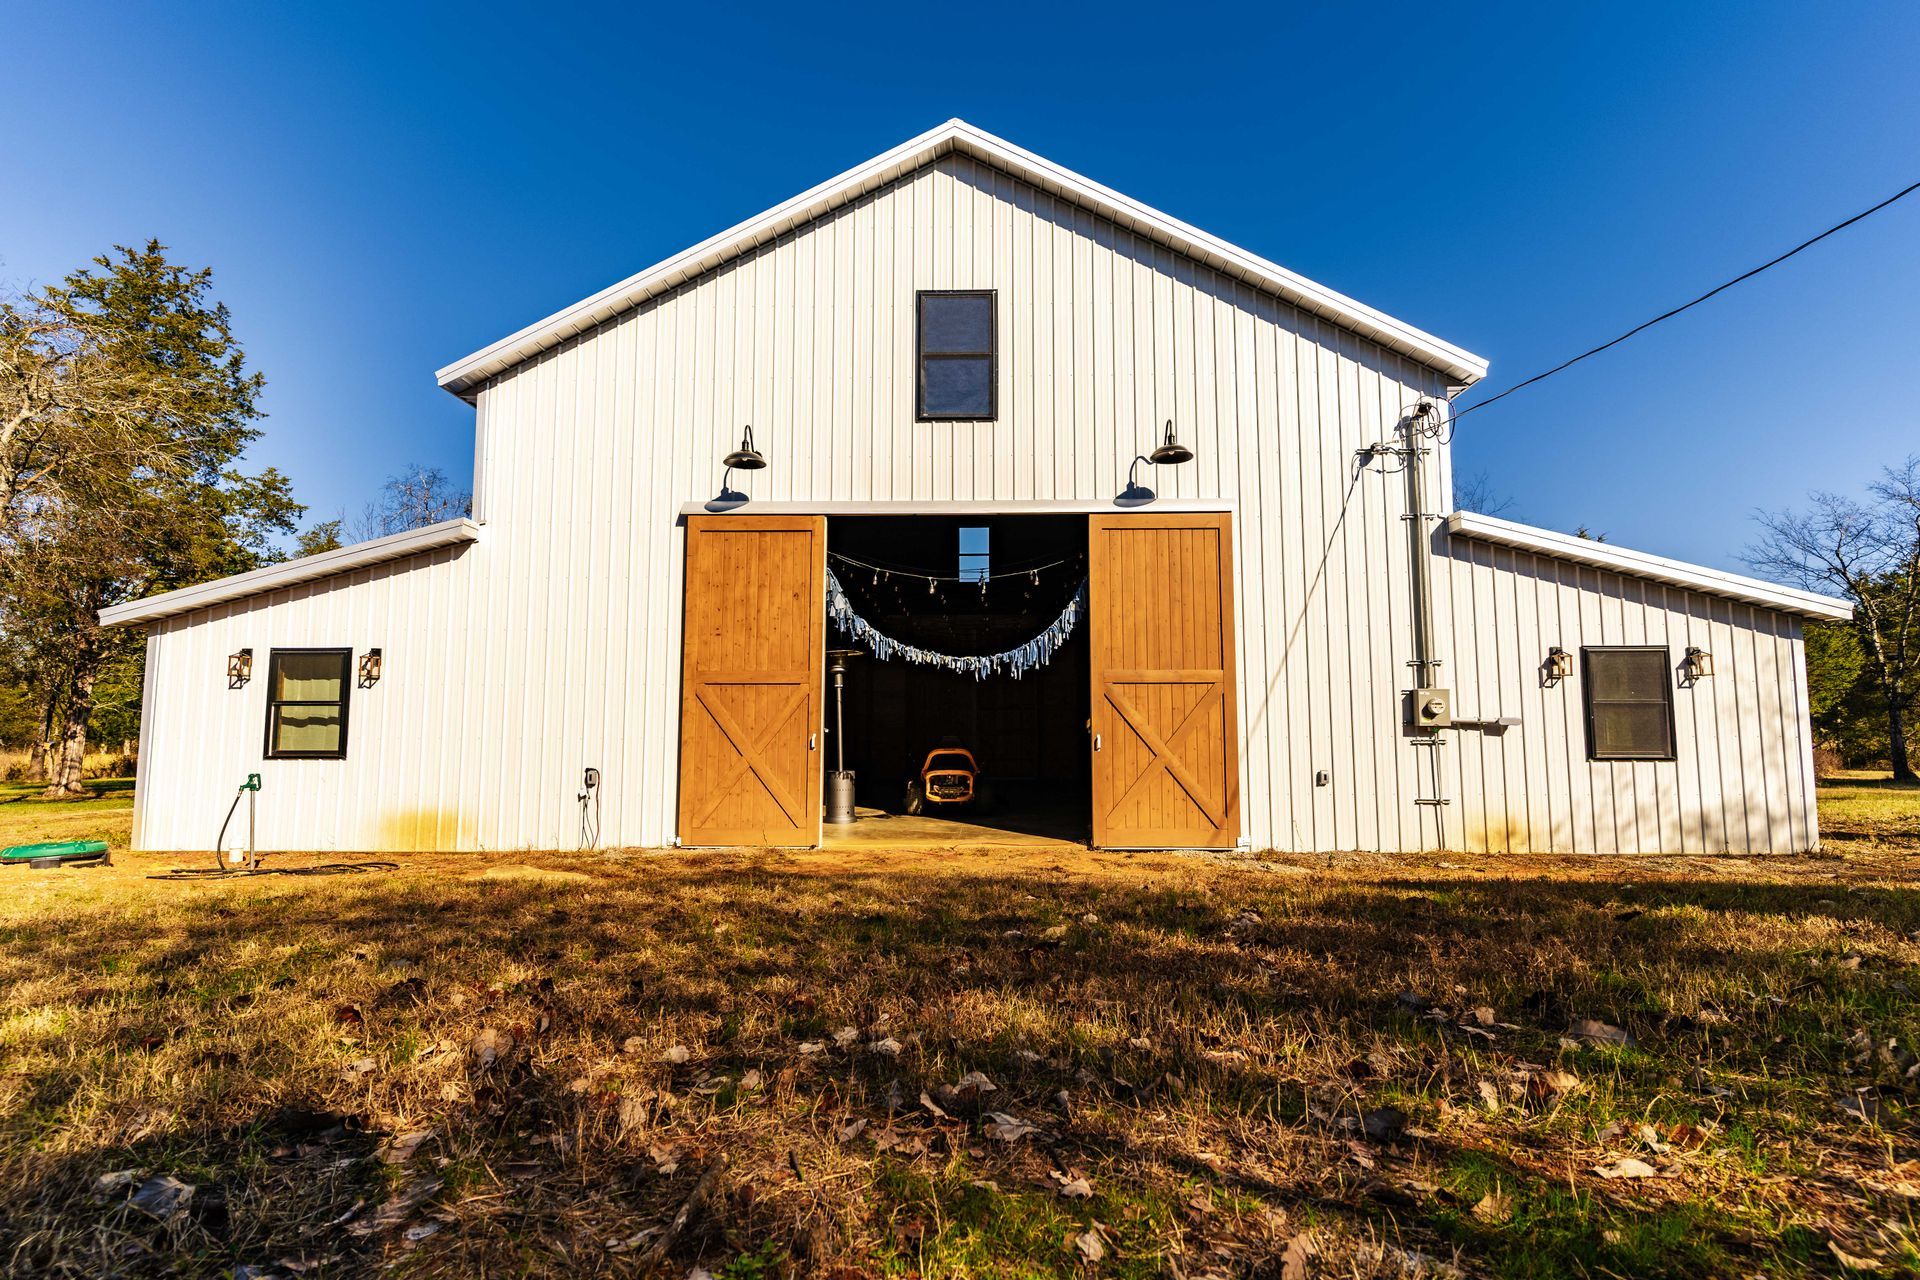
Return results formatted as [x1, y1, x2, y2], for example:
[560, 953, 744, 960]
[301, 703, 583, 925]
[826, 567, 1087, 680]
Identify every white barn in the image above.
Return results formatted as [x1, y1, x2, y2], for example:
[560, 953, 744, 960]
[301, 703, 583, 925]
[102, 120, 1851, 856]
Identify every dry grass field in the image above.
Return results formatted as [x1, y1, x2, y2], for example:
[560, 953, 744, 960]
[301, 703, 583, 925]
[2, 780, 1918, 1278]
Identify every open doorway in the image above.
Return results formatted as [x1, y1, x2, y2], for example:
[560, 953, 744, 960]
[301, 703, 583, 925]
[821, 514, 1090, 846]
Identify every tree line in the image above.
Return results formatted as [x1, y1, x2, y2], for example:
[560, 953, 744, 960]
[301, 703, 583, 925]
[0, 242, 466, 795]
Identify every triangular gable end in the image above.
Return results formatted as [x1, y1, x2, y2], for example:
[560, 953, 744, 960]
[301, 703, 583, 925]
[435, 119, 1489, 401]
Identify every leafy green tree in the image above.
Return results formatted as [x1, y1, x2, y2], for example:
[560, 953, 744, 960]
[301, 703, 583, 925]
[293, 517, 346, 557]
[0, 242, 300, 796]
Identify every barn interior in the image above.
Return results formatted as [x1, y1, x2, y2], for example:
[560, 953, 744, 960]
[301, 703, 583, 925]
[821, 514, 1090, 845]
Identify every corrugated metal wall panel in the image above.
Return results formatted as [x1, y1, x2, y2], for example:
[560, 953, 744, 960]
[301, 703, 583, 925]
[131, 152, 1817, 854]
[1430, 539, 1815, 854]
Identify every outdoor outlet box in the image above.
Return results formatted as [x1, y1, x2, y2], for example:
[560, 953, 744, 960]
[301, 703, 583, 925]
[1412, 688, 1453, 728]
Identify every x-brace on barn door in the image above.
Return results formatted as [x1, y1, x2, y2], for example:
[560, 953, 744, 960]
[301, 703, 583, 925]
[678, 515, 824, 847]
[1089, 513, 1240, 849]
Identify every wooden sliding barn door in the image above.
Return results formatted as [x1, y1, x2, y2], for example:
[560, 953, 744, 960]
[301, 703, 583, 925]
[677, 515, 825, 847]
[1089, 513, 1240, 849]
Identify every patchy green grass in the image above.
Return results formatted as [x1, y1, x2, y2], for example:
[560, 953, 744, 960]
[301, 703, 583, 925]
[0, 776, 135, 850]
[0, 785, 1917, 1277]
[1819, 771, 1920, 837]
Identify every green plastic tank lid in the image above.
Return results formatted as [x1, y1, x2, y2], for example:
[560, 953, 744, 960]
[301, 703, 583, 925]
[2, 840, 109, 860]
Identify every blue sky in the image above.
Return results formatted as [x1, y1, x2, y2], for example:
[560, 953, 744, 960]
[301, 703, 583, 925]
[4, 2, 1916, 570]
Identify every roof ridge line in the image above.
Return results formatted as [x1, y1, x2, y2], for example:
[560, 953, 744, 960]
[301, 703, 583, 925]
[435, 120, 1487, 399]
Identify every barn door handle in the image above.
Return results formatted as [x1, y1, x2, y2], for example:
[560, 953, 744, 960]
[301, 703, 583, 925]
[809, 733, 817, 750]
[1093, 734, 1102, 752]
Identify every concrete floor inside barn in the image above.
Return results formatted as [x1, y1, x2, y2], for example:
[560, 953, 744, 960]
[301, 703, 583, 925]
[821, 801, 1086, 848]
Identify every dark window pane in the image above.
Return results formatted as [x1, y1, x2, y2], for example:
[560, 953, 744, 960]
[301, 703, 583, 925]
[272, 705, 343, 755]
[1584, 647, 1674, 760]
[921, 294, 992, 353]
[1589, 650, 1667, 700]
[1593, 704, 1668, 757]
[922, 356, 992, 417]
[272, 651, 346, 701]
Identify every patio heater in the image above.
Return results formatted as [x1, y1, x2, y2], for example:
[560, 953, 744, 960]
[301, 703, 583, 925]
[825, 648, 862, 824]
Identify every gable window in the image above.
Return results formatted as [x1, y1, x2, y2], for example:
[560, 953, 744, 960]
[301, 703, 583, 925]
[916, 291, 996, 420]
[1582, 647, 1675, 761]
[958, 525, 990, 582]
[264, 648, 352, 759]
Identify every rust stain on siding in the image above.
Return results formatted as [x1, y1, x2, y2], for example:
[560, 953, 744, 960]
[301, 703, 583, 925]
[378, 808, 468, 852]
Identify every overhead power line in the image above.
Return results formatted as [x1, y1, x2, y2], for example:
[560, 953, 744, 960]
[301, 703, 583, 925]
[1450, 176, 1920, 427]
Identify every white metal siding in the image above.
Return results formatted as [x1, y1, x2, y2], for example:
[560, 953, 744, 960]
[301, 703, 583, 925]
[130, 152, 1817, 854]
[135, 544, 480, 852]
[1433, 537, 1817, 854]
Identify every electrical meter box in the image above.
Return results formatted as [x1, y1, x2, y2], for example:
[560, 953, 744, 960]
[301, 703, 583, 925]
[1408, 687, 1452, 729]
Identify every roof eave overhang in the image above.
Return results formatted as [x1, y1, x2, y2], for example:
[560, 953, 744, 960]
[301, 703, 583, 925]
[435, 119, 1489, 402]
[1446, 511, 1854, 622]
[98, 518, 482, 628]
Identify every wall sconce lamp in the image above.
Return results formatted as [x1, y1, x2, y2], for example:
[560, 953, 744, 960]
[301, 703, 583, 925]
[1148, 419, 1193, 466]
[1684, 646, 1714, 681]
[227, 648, 253, 689]
[718, 425, 766, 501]
[1544, 646, 1573, 684]
[358, 648, 383, 687]
[1120, 420, 1195, 502]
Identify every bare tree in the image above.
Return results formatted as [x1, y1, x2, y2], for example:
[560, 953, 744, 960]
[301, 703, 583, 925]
[1748, 457, 1920, 783]
[1453, 469, 1516, 517]
[352, 464, 470, 542]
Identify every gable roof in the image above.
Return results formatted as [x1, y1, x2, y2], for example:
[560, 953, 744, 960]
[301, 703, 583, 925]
[436, 119, 1489, 400]
[1446, 511, 1854, 622]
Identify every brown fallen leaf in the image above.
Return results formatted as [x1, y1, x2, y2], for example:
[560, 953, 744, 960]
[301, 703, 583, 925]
[376, 1129, 434, 1164]
[1594, 1157, 1658, 1180]
[1280, 1230, 1317, 1280]
[1472, 1189, 1512, 1223]
[129, 1175, 195, 1219]
[985, 1112, 1038, 1141]
[1049, 1169, 1094, 1199]
[470, 1028, 511, 1068]
[1568, 1018, 1634, 1046]
[1074, 1228, 1106, 1262]
[1829, 1239, 1883, 1271]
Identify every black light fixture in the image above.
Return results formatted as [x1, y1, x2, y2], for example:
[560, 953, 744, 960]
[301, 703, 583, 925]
[723, 425, 766, 471]
[358, 648, 384, 687]
[716, 425, 767, 504]
[1148, 419, 1193, 466]
[1120, 419, 1195, 504]
[227, 648, 253, 689]
[1684, 646, 1714, 680]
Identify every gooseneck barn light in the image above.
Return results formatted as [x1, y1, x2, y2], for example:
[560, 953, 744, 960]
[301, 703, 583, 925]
[1121, 419, 1195, 501]
[723, 425, 767, 471]
[1148, 419, 1193, 466]
[717, 425, 767, 504]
